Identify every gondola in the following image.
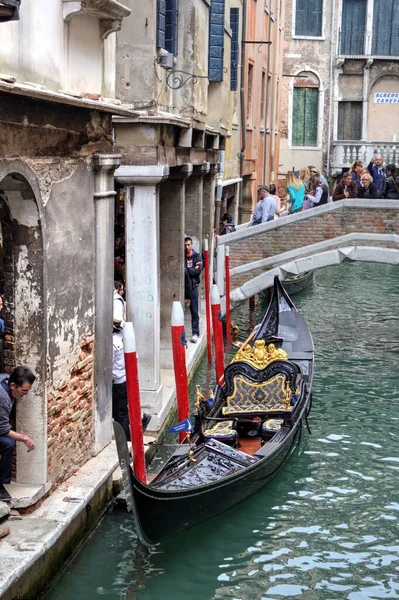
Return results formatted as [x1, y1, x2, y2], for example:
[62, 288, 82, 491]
[114, 276, 314, 546]
[282, 270, 314, 296]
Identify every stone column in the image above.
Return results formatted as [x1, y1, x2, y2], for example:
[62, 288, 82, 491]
[202, 164, 218, 242]
[185, 163, 209, 244]
[93, 153, 121, 454]
[115, 165, 169, 413]
[159, 164, 192, 367]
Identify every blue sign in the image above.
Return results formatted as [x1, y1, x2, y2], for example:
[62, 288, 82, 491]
[167, 418, 193, 434]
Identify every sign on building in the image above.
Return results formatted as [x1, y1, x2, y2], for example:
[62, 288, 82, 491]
[374, 93, 399, 104]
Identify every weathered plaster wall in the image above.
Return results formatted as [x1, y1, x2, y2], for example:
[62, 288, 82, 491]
[0, 2, 116, 99]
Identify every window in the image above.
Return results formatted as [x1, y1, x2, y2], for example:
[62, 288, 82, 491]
[230, 8, 239, 91]
[247, 63, 254, 123]
[260, 71, 266, 127]
[372, 0, 399, 56]
[295, 0, 322, 37]
[209, 0, 226, 82]
[157, 0, 179, 55]
[340, 0, 366, 55]
[292, 73, 319, 146]
[338, 101, 362, 140]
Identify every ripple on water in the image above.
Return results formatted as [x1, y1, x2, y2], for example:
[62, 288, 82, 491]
[44, 263, 399, 600]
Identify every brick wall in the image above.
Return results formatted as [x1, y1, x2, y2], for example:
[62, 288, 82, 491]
[47, 335, 94, 485]
[225, 206, 399, 289]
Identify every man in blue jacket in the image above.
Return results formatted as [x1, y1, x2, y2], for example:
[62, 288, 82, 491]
[0, 366, 36, 501]
[367, 154, 386, 190]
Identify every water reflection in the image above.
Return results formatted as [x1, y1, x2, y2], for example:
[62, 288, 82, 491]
[46, 263, 399, 600]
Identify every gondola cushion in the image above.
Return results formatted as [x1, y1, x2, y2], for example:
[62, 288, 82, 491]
[202, 420, 239, 445]
[221, 373, 292, 417]
[262, 418, 284, 435]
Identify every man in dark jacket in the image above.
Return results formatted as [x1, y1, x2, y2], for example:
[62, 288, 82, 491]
[381, 164, 399, 199]
[0, 366, 36, 501]
[184, 236, 203, 343]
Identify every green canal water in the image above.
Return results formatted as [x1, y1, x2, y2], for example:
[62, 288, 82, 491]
[46, 262, 399, 600]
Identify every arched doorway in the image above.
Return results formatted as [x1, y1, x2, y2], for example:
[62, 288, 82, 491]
[0, 169, 46, 486]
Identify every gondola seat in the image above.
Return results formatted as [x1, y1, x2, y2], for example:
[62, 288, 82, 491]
[202, 420, 239, 447]
[262, 418, 284, 438]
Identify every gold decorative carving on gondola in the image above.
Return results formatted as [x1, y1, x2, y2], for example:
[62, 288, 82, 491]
[232, 339, 288, 369]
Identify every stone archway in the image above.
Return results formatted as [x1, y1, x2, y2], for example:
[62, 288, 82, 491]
[0, 170, 47, 486]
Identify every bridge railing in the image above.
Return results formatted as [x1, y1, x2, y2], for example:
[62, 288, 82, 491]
[332, 141, 399, 174]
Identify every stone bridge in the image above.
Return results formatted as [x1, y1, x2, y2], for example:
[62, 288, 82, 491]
[216, 199, 399, 301]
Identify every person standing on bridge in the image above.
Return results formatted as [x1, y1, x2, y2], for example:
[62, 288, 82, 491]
[286, 171, 305, 214]
[260, 186, 277, 222]
[367, 154, 386, 191]
[250, 187, 267, 226]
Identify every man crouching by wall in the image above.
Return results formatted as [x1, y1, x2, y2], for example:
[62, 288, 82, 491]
[0, 366, 36, 501]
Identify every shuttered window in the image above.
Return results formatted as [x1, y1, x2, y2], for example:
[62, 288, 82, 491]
[157, 0, 179, 55]
[295, 0, 323, 37]
[292, 87, 319, 146]
[209, 0, 226, 82]
[230, 8, 239, 91]
[337, 102, 362, 140]
[340, 0, 366, 55]
[372, 0, 399, 56]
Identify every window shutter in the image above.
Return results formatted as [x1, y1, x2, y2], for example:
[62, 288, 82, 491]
[372, 0, 399, 56]
[157, 0, 166, 49]
[292, 88, 306, 145]
[165, 0, 179, 56]
[230, 8, 239, 91]
[341, 0, 366, 54]
[304, 88, 318, 146]
[295, 0, 322, 37]
[209, 0, 226, 82]
[337, 101, 362, 140]
[292, 87, 319, 146]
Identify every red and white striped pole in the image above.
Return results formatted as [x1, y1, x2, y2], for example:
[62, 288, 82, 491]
[225, 245, 231, 341]
[171, 301, 190, 442]
[211, 284, 225, 383]
[203, 237, 212, 363]
[123, 322, 146, 483]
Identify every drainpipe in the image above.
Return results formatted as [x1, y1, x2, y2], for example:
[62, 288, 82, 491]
[270, 0, 281, 175]
[262, 11, 273, 183]
[326, 0, 336, 178]
[214, 150, 225, 230]
[238, 0, 247, 224]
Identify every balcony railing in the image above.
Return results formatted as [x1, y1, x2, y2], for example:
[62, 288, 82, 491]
[338, 29, 399, 59]
[332, 141, 399, 173]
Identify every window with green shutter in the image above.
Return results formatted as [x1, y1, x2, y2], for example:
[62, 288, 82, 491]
[292, 87, 319, 147]
[372, 0, 399, 56]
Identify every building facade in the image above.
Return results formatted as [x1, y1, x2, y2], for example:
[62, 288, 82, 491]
[0, 0, 132, 498]
[280, 0, 399, 179]
[241, 0, 285, 220]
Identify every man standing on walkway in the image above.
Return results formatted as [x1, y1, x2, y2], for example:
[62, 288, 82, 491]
[0, 366, 36, 501]
[184, 236, 203, 343]
[251, 186, 267, 225]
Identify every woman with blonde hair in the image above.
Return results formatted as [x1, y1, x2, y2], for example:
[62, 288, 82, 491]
[286, 171, 305, 213]
[357, 171, 378, 199]
[299, 167, 310, 187]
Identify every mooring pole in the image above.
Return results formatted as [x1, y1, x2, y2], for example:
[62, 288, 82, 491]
[123, 322, 146, 483]
[225, 245, 231, 341]
[171, 301, 190, 442]
[211, 284, 225, 383]
[249, 295, 255, 310]
[203, 238, 212, 363]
